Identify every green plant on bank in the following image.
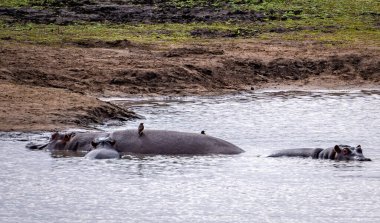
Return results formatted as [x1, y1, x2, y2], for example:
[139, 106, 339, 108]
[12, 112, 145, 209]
[0, 0, 379, 46]
[1, 20, 378, 46]
[0, 22, 231, 44]
[0, 0, 28, 7]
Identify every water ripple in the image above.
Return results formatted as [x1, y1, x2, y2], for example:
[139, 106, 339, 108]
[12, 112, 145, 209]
[1, 90, 380, 223]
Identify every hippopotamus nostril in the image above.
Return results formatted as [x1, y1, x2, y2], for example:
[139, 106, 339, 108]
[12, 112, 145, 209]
[353, 156, 372, 161]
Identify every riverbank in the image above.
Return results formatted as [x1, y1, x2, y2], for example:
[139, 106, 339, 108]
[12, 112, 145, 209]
[0, 0, 379, 131]
[1, 40, 379, 96]
[0, 81, 138, 131]
[1, 39, 379, 131]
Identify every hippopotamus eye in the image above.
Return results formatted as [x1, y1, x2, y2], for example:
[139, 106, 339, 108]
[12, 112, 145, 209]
[342, 148, 351, 155]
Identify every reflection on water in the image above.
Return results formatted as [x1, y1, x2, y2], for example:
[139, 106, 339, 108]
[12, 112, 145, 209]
[50, 150, 88, 158]
[1, 90, 380, 223]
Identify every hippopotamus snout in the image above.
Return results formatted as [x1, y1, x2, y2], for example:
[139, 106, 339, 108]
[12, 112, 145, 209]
[84, 137, 120, 159]
[356, 157, 372, 161]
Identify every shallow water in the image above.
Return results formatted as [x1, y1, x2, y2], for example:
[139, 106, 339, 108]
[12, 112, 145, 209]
[1, 90, 380, 223]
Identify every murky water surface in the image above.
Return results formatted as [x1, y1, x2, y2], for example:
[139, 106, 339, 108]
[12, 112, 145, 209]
[1, 90, 380, 223]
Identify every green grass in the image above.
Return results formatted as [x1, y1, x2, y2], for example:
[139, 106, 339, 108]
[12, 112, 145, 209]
[164, 0, 379, 16]
[0, 0, 28, 7]
[0, 0, 379, 46]
[0, 22, 243, 44]
[1, 21, 378, 46]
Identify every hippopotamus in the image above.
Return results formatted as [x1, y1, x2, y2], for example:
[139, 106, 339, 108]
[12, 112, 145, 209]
[25, 132, 76, 151]
[84, 137, 120, 159]
[268, 145, 371, 161]
[28, 129, 244, 157]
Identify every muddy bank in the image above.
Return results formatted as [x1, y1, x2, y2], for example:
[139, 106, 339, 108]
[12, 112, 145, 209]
[0, 82, 138, 131]
[1, 41, 379, 96]
[0, 40, 379, 131]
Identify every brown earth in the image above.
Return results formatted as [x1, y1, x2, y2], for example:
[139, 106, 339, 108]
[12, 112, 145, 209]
[0, 40, 379, 131]
[0, 82, 137, 131]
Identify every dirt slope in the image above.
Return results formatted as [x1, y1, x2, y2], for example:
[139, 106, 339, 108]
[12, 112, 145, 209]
[0, 40, 379, 131]
[0, 82, 137, 131]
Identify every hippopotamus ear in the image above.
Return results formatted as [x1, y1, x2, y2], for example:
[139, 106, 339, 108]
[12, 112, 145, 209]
[356, 145, 363, 153]
[333, 145, 341, 153]
[51, 132, 59, 141]
[91, 140, 99, 148]
[63, 133, 73, 142]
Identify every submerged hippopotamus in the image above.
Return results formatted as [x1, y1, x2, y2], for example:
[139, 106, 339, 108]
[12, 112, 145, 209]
[28, 129, 244, 157]
[268, 145, 371, 161]
[84, 137, 120, 159]
[25, 132, 76, 151]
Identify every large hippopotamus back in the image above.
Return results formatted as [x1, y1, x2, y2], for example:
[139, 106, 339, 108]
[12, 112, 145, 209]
[111, 130, 244, 155]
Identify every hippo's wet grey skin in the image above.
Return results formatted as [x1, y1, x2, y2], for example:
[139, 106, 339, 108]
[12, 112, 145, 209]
[268, 145, 371, 161]
[85, 137, 120, 159]
[28, 130, 244, 156]
[64, 132, 108, 152]
[109, 130, 244, 155]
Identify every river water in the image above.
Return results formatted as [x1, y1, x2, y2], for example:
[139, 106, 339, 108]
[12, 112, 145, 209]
[1, 90, 379, 223]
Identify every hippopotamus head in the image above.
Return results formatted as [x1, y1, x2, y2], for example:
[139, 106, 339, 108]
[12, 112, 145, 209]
[46, 132, 75, 151]
[85, 137, 120, 159]
[334, 145, 371, 161]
